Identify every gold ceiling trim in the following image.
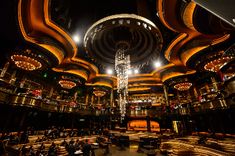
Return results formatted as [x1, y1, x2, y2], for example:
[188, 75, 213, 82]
[18, 0, 99, 79]
[52, 68, 88, 81]
[43, 0, 99, 75]
[17, 0, 64, 64]
[84, 13, 159, 42]
[181, 34, 230, 66]
[164, 34, 187, 61]
[128, 77, 161, 83]
[182, 2, 197, 31]
[86, 82, 113, 89]
[157, 0, 178, 32]
[128, 83, 162, 87]
[128, 87, 151, 92]
[162, 70, 196, 82]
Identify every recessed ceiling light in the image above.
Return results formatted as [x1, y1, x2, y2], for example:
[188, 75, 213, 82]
[134, 69, 139, 74]
[154, 61, 161, 68]
[107, 69, 113, 74]
[73, 35, 80, 43]
[127, 69, 133, 75]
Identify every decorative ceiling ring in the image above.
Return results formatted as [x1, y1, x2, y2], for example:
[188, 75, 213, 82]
[84, 14, 163, 68]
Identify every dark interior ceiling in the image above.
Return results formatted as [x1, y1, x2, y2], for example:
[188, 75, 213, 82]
[50, 0, 177, 72]
[0, 0, 234, 90]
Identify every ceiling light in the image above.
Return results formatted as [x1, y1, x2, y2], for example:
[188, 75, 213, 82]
[59, 80, 76, 89]
[11, 55, 42, 71]
[127, 69, 133, 75]
[93, 90, 106, 97]
[73, 35, 80, 43]
[107, 69, 113, 74]
[134, 69, 139, 74]
[154, 61, 161, 68]
[174, 82, 192, 91]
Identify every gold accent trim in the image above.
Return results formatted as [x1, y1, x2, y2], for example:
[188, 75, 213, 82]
[84, 13, 158, 45]
[52, 68, 88, 81]
[182, 2, 197, 31]
[157, 0, 178, 32]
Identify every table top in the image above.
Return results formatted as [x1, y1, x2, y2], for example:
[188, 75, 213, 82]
[74, 150, 83, 154]
[143, 145, 155, 149]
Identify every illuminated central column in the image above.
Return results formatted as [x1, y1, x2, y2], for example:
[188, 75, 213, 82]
[115, 49, 130, 121]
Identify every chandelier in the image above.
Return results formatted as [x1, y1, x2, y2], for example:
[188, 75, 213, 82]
[11, 55, 42, 71]
[59, 80, 76, 89]
[204, 56, 233, 72]
[93, 90, 106, 97]
[115, 49, 130, 121]
[174, 82, 192, 91]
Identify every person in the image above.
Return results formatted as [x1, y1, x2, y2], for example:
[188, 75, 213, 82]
[21, 145, 28, 156]
[29, 145, 35, 156]
[48, 142, 57, 156]
[35, 143, 45, 156]
[61, 139, 69, 150]
[75, 139, 83, 151]
[68, 139, 76, 156]
[82, 139, 91, 156]
[35, 137, 42, 142]
[0, 141, 7, 156]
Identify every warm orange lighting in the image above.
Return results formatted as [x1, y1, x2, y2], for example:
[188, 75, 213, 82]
[174, 82, 192, 91]
[93, 90, 106, 97]
[204, 57, 233, 72]
[182, 2, 197, 31]
[59, 80, 76, 89]
[11, 55, 42, 71]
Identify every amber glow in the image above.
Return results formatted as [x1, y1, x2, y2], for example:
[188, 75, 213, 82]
[93, 90, 106, 97]
[157, 0, 177, 32]
[182, 2, 197, 30]
[204, 56, 233, 72]
[128, 120, 160, 132]
[181, 46, 209, 66]
[52, 68, 88, 81]
[86, 82, 113, 88]
[59, 80, 76, 89]
[128, 87, 150, 92]
[164, 34, 187, 61]
[174, 82, 192, 91]
[11, 55, 42, 71]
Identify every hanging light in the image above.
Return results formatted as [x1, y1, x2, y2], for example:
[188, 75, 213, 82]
[11, 55, 42, 71]
[59, 80, 76, 89]
[93, 90, 106, 97]
[174, 82, 192, 91]
[204, 56, 233, 72]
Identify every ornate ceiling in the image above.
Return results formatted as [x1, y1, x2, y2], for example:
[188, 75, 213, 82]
[0, 0, 234, 94]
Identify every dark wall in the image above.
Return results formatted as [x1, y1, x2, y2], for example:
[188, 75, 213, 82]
[0, 104, 234, 134]
[0, 104, 90, 132]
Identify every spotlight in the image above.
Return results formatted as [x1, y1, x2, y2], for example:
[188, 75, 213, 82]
[134, 69, 139, 74]
[154, 61, 161, 68]
[107, 69, 113, 74]
[127, 69, 133, 75]
[73, 35, 80, 43]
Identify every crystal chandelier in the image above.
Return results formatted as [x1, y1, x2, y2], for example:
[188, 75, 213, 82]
[115, 49, 130, 121]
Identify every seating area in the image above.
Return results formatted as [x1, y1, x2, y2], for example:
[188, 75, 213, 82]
[0, 127, 235, 156]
